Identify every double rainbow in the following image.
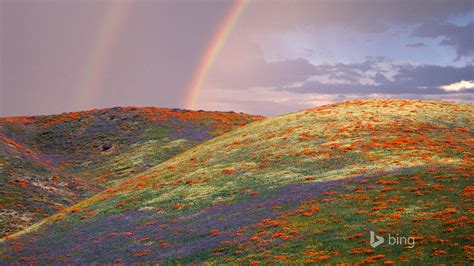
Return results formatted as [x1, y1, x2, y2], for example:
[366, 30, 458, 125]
[78, 0, 247, 110]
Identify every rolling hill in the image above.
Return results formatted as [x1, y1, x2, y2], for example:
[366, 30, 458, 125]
[1, 99, 473, 264]
[0, 107, 261, 237]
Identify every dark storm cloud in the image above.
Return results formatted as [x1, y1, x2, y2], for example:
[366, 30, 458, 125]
[395, 64, 474, 87]
[406, 42, 426, 48]
[413, 21, 474, 60]
[280, 64, 474, 95]
[244, 0, 474, 33]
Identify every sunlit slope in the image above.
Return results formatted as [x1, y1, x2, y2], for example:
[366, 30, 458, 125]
[0, 107, 261, 237]
[1, 100, 473, 264]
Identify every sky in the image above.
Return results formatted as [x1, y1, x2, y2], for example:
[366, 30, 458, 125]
[1, 0, 474, 117]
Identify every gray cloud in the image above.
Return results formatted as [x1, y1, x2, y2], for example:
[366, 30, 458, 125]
[406, 42, 426, 48]
[394, 64, 474, 87]
[282, 81, 474, 95]
[374, 72, 390, 83]
[280, 63, 474, 95]
[244, 0, 474, 33]
[212, 40, 474, 97]
[413, 21, 474, 59]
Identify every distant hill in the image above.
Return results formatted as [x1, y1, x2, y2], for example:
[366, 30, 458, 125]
[1, 100, 473, 264]
[0, 107, 262, 237]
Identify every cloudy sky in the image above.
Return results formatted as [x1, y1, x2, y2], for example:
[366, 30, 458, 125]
[2, 0, 474, 117]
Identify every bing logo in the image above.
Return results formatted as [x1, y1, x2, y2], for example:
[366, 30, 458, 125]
[369, 231, 415, 248]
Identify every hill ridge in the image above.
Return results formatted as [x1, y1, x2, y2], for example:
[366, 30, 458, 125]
[0, 107, 262, 237]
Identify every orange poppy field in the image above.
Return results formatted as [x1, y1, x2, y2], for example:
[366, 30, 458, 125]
[0, 99, 473, 264]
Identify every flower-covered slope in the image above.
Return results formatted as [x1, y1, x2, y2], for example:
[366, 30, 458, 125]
[0, 107, 261, 237]
[1, 100, 473, 264]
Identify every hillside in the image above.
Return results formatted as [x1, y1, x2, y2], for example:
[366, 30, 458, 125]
[1, 100, 473, 264]
[0, 107, 261, 237]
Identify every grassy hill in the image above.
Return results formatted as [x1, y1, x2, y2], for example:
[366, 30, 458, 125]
[0, 107, 261, 237]
[1, 100, 473, 264]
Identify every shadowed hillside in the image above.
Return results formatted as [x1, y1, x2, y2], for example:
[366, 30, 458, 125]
[0, 107, 262, 237]
[1, 100, 473, 264]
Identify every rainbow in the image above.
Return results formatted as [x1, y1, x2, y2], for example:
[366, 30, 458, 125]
[77, 0, 247, 110]
[184, 0, 248, 109]
[77, 0, 132, 108]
